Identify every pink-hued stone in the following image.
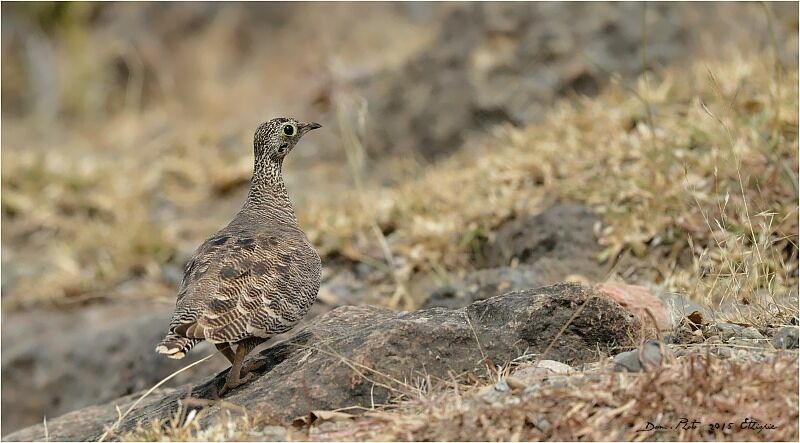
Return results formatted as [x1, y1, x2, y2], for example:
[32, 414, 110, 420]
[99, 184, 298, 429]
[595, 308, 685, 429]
[597, 282, 671, 331]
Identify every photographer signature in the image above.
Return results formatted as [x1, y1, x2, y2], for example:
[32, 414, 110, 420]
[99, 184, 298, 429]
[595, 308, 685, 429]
[637, 418, 777, 433]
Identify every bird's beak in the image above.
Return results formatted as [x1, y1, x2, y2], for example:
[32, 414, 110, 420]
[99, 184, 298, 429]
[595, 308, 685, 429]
[301, 122, 322, 132]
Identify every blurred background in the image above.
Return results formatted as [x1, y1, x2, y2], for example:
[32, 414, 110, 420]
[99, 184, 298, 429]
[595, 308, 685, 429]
[2, 1, 798, 435]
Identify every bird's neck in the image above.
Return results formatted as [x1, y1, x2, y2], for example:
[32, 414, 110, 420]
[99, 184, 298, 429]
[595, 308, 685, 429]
[242, 159, 298, 224]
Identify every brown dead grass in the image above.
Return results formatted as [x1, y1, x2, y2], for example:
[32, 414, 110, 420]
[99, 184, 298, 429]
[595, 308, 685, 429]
[1, 3, 434, 310]
[3, 3, 796, 321]
[122, 353, 799, 441]
[306, 50, 799, 319]
[3, 50, 796, 322]
[319, 353, 799, 442]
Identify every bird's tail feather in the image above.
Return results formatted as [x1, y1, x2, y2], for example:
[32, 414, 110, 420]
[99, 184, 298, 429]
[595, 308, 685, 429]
[155, 333, 201, 359]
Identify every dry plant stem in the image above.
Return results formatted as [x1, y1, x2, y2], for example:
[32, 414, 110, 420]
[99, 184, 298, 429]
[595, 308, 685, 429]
[464, 312, 487, 363]
[299, 342, 417, 397]
[533, 295, 594, 369]
[98, 354, 213, 442]
[760, 2, 783, 124]
[334, 94, 411, 309]
[698, 93, 777, 311]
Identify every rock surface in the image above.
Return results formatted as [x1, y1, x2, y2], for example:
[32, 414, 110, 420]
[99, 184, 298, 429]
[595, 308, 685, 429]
[772, 326, 799, 350]
[612, 340, 666, 372]
[424, 204, 603, 310]
[597, 282, 671, 331]
[1, 302, 227, 434]
[0, 265, 372, 434]
[422, 266, 546, 309]
[481, 204, 601, 272]
[5, 283, 640, 442]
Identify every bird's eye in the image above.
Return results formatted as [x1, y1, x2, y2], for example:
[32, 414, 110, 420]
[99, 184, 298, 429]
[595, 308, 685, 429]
[282, 123, 297, 137]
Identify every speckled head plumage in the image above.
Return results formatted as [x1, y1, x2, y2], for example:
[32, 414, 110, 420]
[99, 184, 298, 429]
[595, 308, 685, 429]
[254, 117, 322, 163]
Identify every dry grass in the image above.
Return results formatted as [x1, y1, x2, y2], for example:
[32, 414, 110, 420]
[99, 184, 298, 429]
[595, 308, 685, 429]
[305, 50, 799, 319]
[3, 50, 796, 320]
[2, 5, 795, 319]
[120, 352, 798, 441]
[310, 353, 799, 442]
[1, 3, 434, 310]
[63, 48, 800, 441]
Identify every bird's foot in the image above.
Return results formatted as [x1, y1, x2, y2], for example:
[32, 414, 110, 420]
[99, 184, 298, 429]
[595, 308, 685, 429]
[242, 358, 267, 375]
[218, 371, 258, 397]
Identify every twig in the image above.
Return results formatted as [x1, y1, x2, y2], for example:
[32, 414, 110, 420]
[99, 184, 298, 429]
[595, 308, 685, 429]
[98, 354, 213, 442]
[43, 416, 49, 442]
[463, 312, 487, 363]
[533, 295, 594, 368]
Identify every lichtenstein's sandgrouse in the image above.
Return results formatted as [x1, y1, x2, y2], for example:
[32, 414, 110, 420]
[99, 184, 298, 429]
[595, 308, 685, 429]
[156, 118, 322, 394]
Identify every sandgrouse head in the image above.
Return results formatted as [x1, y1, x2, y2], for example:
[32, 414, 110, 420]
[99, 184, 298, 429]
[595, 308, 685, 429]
[254, 117, 322, 163]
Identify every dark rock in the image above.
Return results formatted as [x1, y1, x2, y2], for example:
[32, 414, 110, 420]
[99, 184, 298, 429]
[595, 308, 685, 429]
[5, 283, 640, 441]
[482, 204, 601, 273]
[422, 266, 545, 309]
[2, 303, 227, 432]
[424, 204, 605, 310]
[1, 303, 227, 434]
[361, 3, 798, 158]
[710, 322, 765, 342]
[772, 326, 799, 350]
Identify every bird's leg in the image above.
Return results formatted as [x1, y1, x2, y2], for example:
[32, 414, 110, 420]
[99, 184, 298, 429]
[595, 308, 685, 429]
[219, 345, 247, 396]
[238, 337, 269, 375]
[219, 337, 267, 395]
[215, 343, 236, 365]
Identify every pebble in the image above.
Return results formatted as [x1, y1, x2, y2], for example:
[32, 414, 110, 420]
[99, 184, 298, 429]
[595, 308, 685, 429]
[714, 322, 744, 341]
[711, 346, 733, 359]
[534, 416, 551, 433]
[662, 334, 680, 344]
[494, 378, 510, 392]
[740, 326, 764, 340]
[640, 340, 664, 366]
[705, 335, 721, 344]
[504, 376, 526, 391]
[613, 350, 642, 372]
[613, 340, 665, 372]
[772, 326, 799, 349]
[513, 360, 573, 382]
